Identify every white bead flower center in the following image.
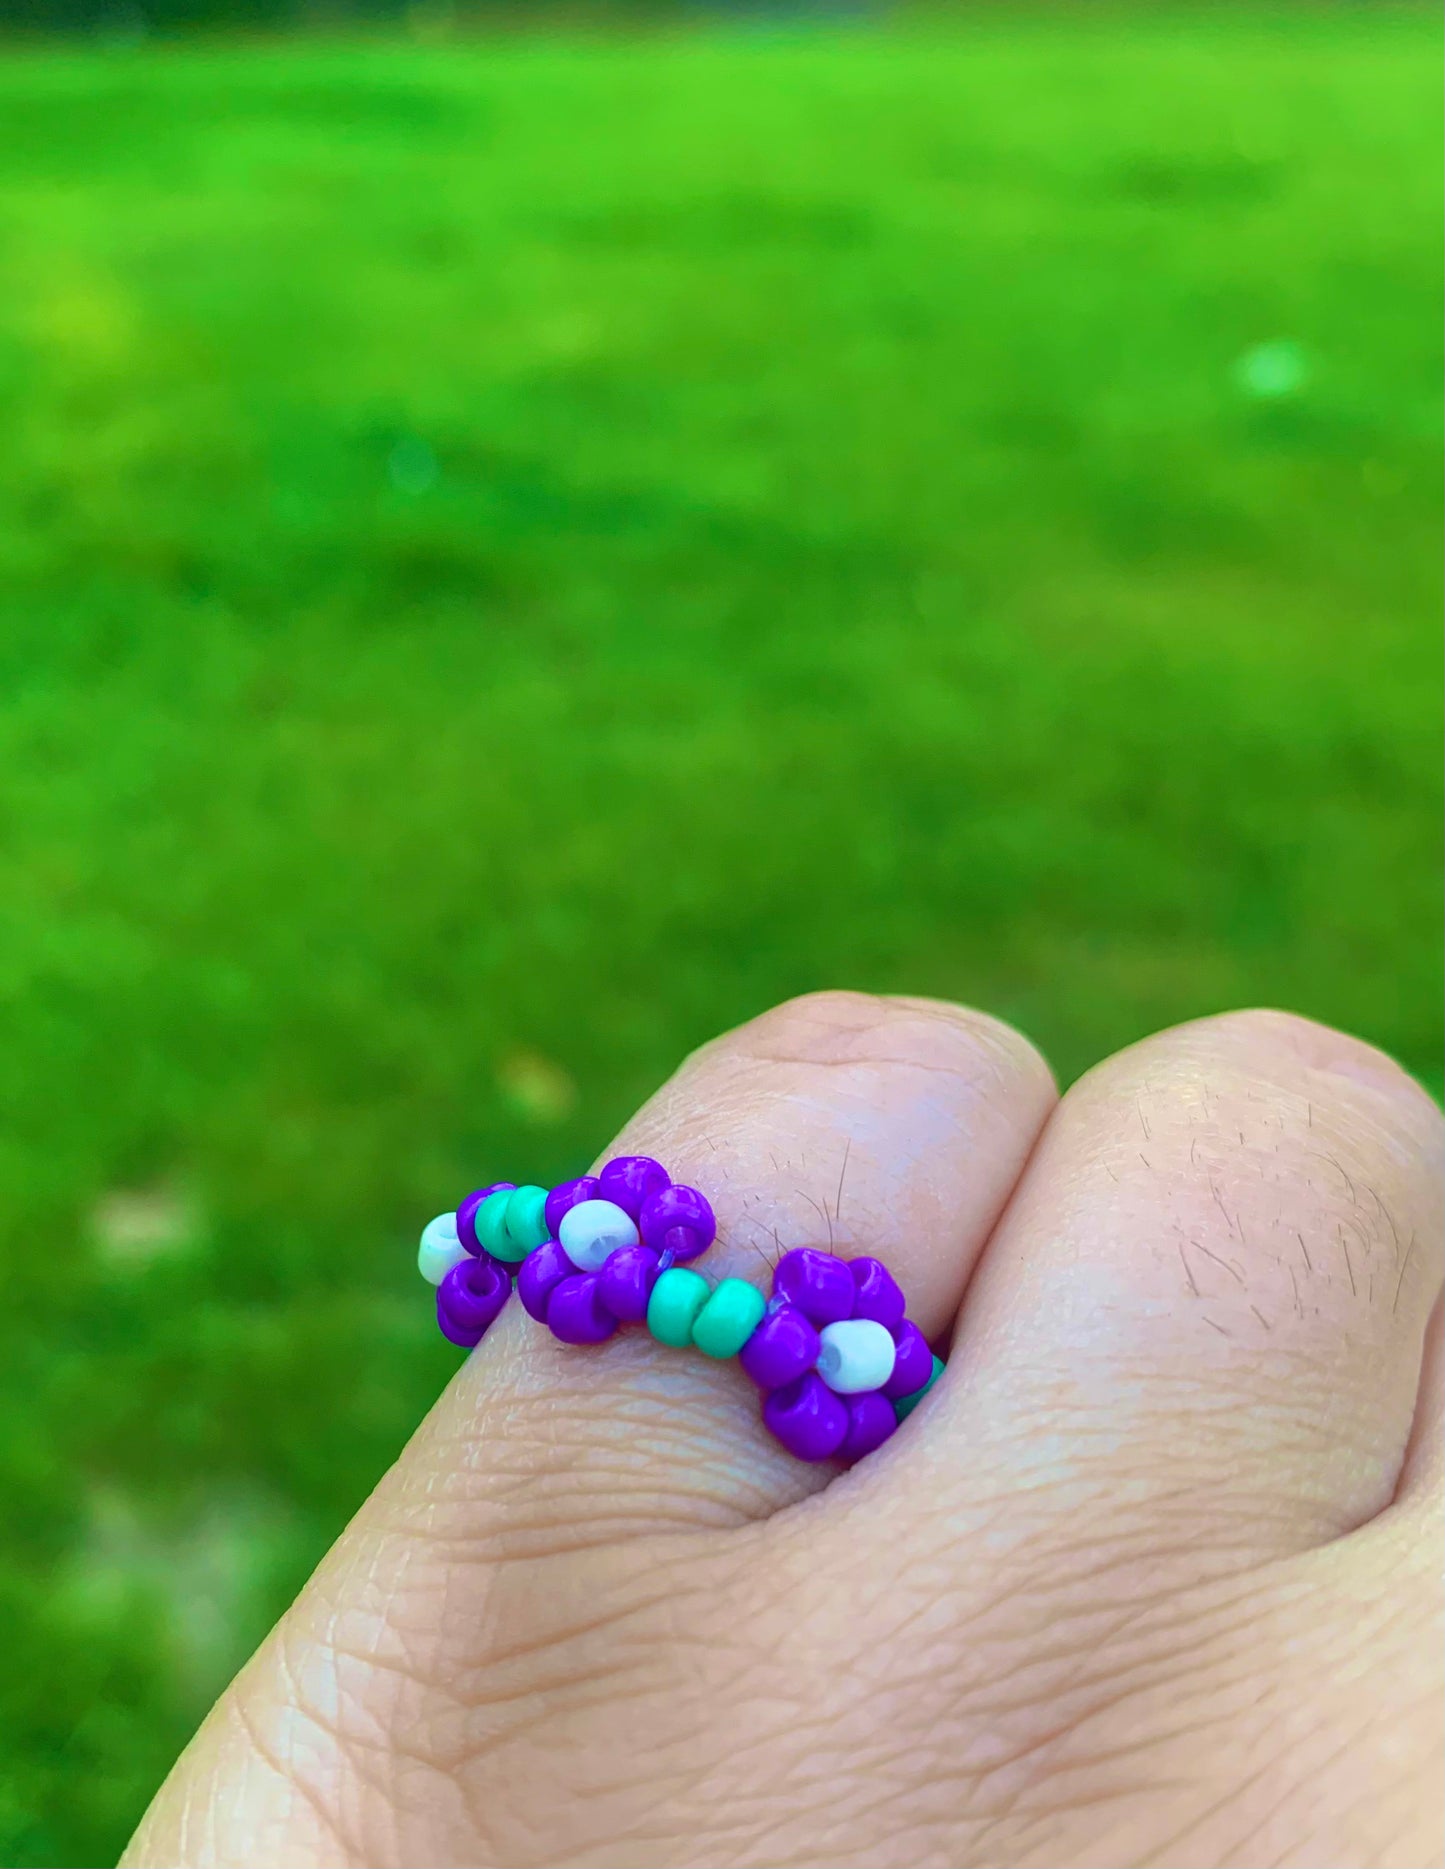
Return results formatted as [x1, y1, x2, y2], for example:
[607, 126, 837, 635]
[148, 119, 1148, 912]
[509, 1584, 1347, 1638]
[816, 1318, 897, 1394]
[417, 1211, 469, 1286]
[558, 1198, 640, 1272]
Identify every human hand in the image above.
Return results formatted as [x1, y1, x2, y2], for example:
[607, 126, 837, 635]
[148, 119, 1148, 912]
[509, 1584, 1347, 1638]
[123, 995, 1443, 1869]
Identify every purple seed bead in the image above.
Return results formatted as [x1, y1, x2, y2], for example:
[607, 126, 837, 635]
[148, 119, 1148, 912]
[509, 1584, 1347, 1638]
[437, 1256, 510, 1345]
[455, 1182, 515, 1256]
[849, 1256, 906, 1331]
[739, 1303, 820, 1390]
[762, 1371, 849, 1463]
[596, 1155, 671, 1222]
[882, 1319, 934, 1400]
[773, 1247, 854, 1325]
[546, 1273, 618, 1345]
[638, 1183, 717, 1264]
[517, 1238, 571, 1323]
[437, 1304, 485, 1349]
[657, 1227, 706, 1265]
[544, 1175, 601, 1239]
[839, 1391, 898, 1463]
[440, 1255, 510, 1330]
[598, 1244, 661, 1323]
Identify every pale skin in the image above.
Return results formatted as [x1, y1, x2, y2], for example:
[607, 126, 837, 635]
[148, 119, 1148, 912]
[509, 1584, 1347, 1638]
[124, 995, 1444, 1869]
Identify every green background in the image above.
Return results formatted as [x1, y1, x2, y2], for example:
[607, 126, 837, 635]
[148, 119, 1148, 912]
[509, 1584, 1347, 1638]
[0, 10, 1440, 1862]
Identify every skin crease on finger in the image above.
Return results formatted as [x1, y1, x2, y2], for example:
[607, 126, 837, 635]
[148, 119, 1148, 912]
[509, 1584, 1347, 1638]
[121, 1001, 1444, 1869]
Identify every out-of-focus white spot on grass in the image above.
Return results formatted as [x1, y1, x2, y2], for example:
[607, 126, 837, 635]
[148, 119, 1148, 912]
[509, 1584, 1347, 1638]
[90, 1183, 200, 1265]
[388, 436, 438, 494]
[497, 1048, 578, 1126]
[65, 1489, 295, 1692]
[1234, 340, 1309, 399]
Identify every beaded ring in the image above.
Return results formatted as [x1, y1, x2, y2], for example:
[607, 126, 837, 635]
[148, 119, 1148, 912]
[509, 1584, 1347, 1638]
[416, 1155, 944, 1465]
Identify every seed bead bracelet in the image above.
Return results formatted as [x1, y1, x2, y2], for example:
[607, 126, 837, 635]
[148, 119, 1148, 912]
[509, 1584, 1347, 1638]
[416, 1154, 944, 1465]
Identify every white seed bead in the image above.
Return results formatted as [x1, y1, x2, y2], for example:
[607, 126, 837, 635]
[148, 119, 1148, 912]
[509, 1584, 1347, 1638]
[417, 1211, 470, 1286]
[816, 1318, 897, 1394]
[557, 1197, 640, 1272]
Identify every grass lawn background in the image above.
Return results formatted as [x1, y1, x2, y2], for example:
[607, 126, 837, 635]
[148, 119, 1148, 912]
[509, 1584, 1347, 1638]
[0, 10, 1439, 1862]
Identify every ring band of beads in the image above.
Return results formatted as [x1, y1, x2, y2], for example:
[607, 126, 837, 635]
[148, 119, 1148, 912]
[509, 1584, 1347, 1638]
[418, 1155, 943, 1464]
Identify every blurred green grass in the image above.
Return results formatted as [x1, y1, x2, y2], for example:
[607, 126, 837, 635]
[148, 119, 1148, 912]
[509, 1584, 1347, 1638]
[0, 11, 1440, 1863]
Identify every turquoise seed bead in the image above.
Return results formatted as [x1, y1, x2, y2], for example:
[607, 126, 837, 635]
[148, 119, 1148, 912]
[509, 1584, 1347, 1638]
[500, 1184, 550, 1260]
[473, 1188, 514, 1259]
[647, 1266, 711, 1348]
[691, 1277, 767, 1360]
[893, 1353, 945, 1422]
